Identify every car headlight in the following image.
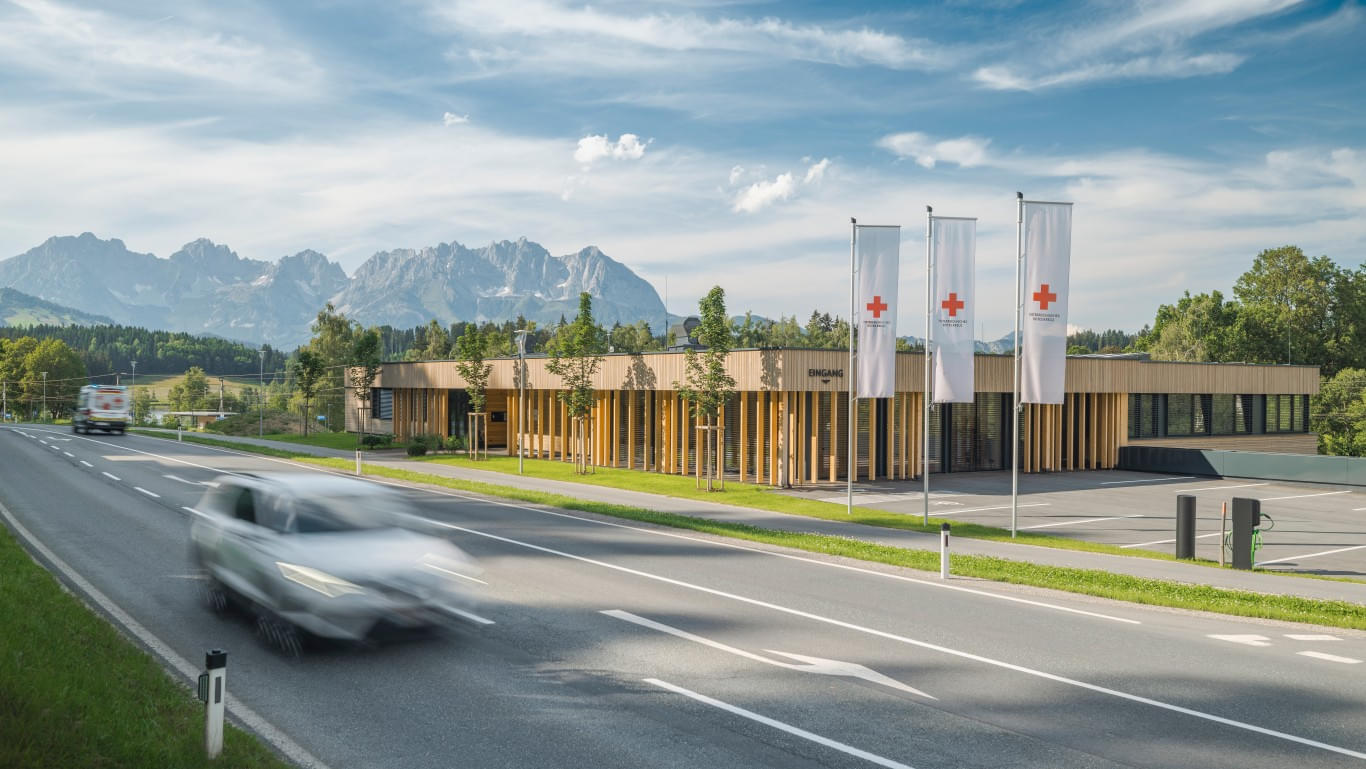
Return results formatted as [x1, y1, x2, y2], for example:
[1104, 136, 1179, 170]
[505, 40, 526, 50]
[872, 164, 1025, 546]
[275, 562, 367, 598]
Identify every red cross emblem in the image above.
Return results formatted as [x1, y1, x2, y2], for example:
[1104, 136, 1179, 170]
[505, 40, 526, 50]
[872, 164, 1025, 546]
[866, 295, 888, 318]
[1033, 284, 1057, 310]
[941, 292, 964, 317]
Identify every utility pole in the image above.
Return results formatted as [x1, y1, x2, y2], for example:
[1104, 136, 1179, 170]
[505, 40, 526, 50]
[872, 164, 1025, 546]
[41, 371, 47, 422]
[219, 378, 225, 418]
[131, 360, 138, 424]
[258, 348, 265, 438]
[3, 381, 7, 423]
[515, 329, 529, 474]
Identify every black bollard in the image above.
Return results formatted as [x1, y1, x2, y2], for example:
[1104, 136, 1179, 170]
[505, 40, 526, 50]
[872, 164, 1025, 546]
[1175, 495, 1197, 559]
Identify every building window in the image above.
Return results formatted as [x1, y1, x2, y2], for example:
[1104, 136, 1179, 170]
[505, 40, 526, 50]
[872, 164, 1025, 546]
[373, 388, 393, 420]
[1167, 395, 1193, 436]
[1128, 394, 1158, 439]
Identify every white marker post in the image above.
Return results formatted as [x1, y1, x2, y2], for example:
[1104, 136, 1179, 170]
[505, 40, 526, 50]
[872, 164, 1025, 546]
[355, 449, 362, 476]
[199, 649, 227, 759]
[939, 522, 950, 579]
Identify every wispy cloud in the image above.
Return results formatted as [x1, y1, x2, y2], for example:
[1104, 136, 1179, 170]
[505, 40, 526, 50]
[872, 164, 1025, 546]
[878, 132, 990, 168]
[442, 112, 470, 126]
[731, 156, 830, 213]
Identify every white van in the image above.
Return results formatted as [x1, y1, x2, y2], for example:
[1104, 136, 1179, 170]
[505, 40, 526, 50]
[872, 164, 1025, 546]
[74, 385, 130, 434]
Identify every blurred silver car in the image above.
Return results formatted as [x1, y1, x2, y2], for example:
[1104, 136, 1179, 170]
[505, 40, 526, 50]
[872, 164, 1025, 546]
[189, 472, 483, 646]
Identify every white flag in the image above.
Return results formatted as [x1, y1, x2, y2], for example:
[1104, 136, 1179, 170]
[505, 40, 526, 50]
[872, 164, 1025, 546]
[856, 225, 900, 399]
[932, 217, 976, 403]
[1021, 201, 1072, 404]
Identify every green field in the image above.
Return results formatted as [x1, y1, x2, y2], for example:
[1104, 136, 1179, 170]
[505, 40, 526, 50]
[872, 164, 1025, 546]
[0, 524, 292, 769]
[129, 373, 254, 401]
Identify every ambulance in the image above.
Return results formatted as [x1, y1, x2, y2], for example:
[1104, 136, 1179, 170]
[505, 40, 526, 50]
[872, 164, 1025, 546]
[74, 384, 130, 434]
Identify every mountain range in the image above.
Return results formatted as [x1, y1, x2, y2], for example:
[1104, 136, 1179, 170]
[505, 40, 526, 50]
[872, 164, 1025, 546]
[0, 233, 666, 348]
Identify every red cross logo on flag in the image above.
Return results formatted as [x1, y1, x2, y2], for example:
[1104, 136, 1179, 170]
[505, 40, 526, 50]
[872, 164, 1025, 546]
[1033, 284, 1057, 310]
[866, 295, 888, 319]
[941, 293, 965, 317]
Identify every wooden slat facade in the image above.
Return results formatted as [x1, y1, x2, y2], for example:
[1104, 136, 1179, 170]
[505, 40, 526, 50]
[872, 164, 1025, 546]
[348, 349, 1319, 486]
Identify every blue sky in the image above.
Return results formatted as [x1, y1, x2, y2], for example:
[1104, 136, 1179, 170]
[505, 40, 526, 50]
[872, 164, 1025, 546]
[0, 0, 1362, 338]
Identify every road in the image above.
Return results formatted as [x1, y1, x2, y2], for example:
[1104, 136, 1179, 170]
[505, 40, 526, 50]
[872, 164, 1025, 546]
[3, 424, 1365, 769]
[787, 471, 1366, 577]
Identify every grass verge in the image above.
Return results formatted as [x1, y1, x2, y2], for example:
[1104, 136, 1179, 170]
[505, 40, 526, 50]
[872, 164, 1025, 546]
[134, 430, 1366, 630]
[0, 523, 292, 769]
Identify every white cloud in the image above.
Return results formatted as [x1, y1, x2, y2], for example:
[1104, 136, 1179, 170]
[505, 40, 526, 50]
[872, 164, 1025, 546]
[427, 0, 945, 71]
[804, 157, 830, 184]
[574, 133, 649, 166]
[974, 52, 1244, 91]
[877, 133, 990, 168]
[442, 112, 470, 126]
[732, 172, 795, 213]
[728, 165, 746, 185]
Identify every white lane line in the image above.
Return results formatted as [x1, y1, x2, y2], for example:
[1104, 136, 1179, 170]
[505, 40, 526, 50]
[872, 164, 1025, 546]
[63, 451, 74, 457]
[39, 439, 47, 444]
[1100, 476, 1194, 485]
[927, 503, 1049, 517]
[1353, 507, 1366, 511]
[1259, 490, 1352, 502]
[1181, 483, 1269, 492]
[1286, 634, 1340, 642]
[1209, 634, 1272, 647]
[1297, 651, 1362, 665]
[422, 562, 488, 585]
[79, 460, 92, 467]
[101, 471, 121, 482]
[1257, 544, 1366, 566]
[606, 610, 933, 699]
[182, 506, 204, 517]
[427, 522, 1363, 760]
[134, 487, 160, 498]
[443, 606, 495, 625]
[25, 428, 246, 478]
[163, 474, 219, 488]
[645, 678, 915, 769]
[1121, 532, 1221, 549]
[0, 498, 332, 769]
[1021, 514, 1143, 530]
[108, 428, 1140, 625]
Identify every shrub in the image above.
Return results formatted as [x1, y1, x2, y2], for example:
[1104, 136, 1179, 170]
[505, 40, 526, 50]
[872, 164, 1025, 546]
[445, 435, 466, 451]
[361, 434, 386, 449]
[405, 439, 428, 457]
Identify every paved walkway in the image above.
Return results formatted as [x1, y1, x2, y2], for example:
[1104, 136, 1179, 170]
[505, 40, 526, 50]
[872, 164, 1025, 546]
[151, 430, 1366, 606]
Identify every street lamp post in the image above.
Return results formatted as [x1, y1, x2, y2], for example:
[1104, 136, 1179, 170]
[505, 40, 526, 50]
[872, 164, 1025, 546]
[131, 360, 137, 424]
[514, 330, 529, 474]
[258, 348, 265, 438]
[41, 371, 47, 422]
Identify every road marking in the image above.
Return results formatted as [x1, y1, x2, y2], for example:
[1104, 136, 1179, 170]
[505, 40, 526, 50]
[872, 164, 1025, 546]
[1353, 507, 1366, 511]
[79, 460, 92, 467]
[181, 506, 205, 517]
[1181, 483, 1269, 492]
[1121, 532, 1220, 549]
[1297, 651, 1361, 664]
[1100, 476, 1193, 485]
[1021, 514, 1143, 530]
[101, 428, 1140, 625]
[645, 678, 915, 769]
[25, 428, 246, 479]
[1259, 490, 1352, 502]
[63, 451, 73, 457]
[605, 610, 933, 699]
[163, 474, 219, 488]
[426, 522, 1362, 760]
[1209, 634, 1272, 647]
[0, 497, 333, 769]
[422, 562, 488, 585]
[926, 502, 1049, 517]
[134, 487, 160, 498]
[443, 606, 495, 625]
[1257, 544, 1366, 566]
[1286, 634, 1340, 642]
[101, 471, 121, 482]
[39, 439, 47, 444]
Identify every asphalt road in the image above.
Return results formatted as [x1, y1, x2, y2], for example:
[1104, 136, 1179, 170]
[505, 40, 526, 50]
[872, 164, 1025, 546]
[3, 423, 1365, 769]
[787, 470, 1366, 577]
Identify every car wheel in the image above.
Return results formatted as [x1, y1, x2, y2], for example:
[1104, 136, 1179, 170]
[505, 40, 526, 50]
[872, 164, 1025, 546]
[255, 612, 304, 658]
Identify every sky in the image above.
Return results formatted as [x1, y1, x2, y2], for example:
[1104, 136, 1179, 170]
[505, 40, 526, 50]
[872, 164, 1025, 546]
[0, 0, 1362, 339]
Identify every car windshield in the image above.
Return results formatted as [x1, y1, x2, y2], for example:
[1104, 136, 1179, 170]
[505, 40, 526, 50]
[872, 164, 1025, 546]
[284, 492, 405, 533]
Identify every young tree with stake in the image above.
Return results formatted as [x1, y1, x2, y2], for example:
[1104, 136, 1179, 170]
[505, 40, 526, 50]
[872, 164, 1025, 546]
[675, 286, 736, 491]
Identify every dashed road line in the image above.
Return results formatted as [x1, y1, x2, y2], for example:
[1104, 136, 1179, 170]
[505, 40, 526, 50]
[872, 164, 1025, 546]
[1208, 634, 1272, 647]
[1297, 651, 1361, 665]
[101, 471, 121, 482]
[1286, 634, 1340, 642]
[79, 460, 93, 467]
[63, 451, 73, 457]
[134, 487, 160, 499]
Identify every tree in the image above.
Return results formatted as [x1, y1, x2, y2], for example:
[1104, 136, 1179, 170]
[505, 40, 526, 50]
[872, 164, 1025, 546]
[348, 328, 382, 443]
[168, 366, 212, 411]
[132, 386, 153, 425]
[23, 338, 85, 419]
[1311, 367, 1366, 455]
[419, 319, 450, 360]
[674, 286, 737, 490]
[295, 349, 325, 436]
[454, 326, 493, 458]
[545, 293, 606, 473]
[1138, 291, 1241, 362]
[1232, 246, 1350, 372]
[305, 303, 357, 430]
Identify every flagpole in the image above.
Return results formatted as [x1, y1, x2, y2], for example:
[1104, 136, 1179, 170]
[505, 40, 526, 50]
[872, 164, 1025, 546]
[848, 217, 857, 516]
[923, 206, 932, 526]
[1011, 192, 1023, 538]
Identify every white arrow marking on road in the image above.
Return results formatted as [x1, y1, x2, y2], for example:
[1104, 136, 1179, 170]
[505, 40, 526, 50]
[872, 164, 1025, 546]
[604, 609, 934, 699]
[1285, 634, 1340, 642]
[1208, 634, 1272, 647]
[163, 474, 219, 488]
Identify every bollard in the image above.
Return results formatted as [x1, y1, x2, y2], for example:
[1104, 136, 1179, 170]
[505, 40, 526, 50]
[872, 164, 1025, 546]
[355, 449, 362, 476]
[198, 649, 227, 759]
[1230, 497, 1261, 570]
[1175, 495, 1196, 559]
[939, 522, 950, 579]
[177, 425, 183, 442]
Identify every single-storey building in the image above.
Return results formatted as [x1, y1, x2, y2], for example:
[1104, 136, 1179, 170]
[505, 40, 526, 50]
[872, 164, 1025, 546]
[345, 349, 1318, 486]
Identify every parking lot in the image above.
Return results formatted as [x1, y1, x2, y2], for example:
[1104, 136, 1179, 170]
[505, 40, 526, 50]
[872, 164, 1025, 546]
[782, 470, 1366, 579]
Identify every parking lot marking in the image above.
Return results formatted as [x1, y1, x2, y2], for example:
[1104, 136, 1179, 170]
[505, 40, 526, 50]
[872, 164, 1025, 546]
[929, 503, 1049, 517]
[1181, 483, 1268, 492]
[1259, 490, 1351, 502]
[1100, 476, 1193, 485]
[1285, 634, 1340, 642]
[1297, 651, 1361, 665]
[1122, 532, 1220, 549]
[1021, 514, 1144, 530]
[101, 471, 120, 481]
[1257, 544, 1366, 566]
